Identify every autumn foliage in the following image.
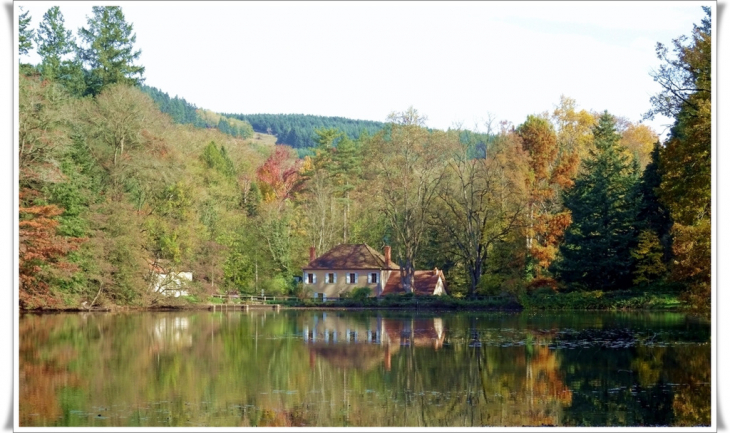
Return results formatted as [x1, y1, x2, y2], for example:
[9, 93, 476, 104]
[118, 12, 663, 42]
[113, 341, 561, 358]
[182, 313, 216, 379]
[256, 145, 302, 203]
[517, 116, 579, 274]
[19, 191, 83, 308]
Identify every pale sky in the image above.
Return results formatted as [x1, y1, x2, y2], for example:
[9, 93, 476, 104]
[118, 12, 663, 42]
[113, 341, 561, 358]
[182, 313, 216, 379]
[16, 1, 712, 137]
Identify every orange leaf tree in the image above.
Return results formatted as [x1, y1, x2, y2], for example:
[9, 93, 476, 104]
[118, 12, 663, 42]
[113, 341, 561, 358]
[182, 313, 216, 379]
[19, 191, 83, 308]
[516, 115, 579, 278]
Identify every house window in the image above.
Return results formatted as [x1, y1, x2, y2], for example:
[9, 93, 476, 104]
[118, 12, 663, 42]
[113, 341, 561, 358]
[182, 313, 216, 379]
[326, 273, 335, 283]
[348, 273, 357, 284]
[369, 272, 378, 283]
[307, 273, 314, 284]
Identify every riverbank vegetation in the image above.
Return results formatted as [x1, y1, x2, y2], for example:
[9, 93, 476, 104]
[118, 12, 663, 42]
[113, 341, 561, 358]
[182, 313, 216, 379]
[17, 6, 711, 312]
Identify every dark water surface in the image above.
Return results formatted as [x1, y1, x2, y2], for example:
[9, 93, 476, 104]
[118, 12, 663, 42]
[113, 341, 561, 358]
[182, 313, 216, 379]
[19, 310, 711, 427]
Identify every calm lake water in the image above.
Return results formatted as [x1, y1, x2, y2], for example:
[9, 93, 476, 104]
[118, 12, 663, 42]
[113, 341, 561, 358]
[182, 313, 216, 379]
[19, 309, 711, 427]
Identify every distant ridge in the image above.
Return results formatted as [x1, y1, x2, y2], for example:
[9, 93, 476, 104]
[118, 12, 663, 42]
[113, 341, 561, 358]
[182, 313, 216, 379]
[140, 85, 493, 157]
[225, 113, 387, 149]
[140, 85, 254, 140]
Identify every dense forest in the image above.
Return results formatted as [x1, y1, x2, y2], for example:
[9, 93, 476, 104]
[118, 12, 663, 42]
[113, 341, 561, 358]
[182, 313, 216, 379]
[17, 5, 711, 311]
[225, 113, 386, 150]
[140, 85, 254, 140]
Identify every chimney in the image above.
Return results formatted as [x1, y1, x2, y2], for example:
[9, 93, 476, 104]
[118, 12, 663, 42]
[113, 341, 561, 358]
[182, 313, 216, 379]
[384, 246, 391, 266]
[309, 246, 316, 263]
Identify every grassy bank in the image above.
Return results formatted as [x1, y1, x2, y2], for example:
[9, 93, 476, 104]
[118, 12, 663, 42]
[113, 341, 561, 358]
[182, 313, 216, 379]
[20, 288, 690, 313]
[208, 293, 523, 311]
[518, 288, 685, 311]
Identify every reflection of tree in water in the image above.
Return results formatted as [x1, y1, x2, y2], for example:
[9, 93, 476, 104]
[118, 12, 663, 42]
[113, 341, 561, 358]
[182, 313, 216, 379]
[667, 346, 711, 426]
[298, 314, 574, 427]
[467, 319, 572, 427]
[559, 338, 710, 426]
[19, 315, 83, 426]
[19, 311, 710, 427]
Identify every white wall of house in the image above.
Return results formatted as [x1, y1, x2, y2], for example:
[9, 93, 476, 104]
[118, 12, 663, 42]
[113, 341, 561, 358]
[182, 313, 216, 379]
[303, 269, 387, 298]
[433, 277, 446, 296]
[153, 271, 192, 297]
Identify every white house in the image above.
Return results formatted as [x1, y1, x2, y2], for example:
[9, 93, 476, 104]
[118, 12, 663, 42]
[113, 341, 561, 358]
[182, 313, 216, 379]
[151, 269, 193, 297]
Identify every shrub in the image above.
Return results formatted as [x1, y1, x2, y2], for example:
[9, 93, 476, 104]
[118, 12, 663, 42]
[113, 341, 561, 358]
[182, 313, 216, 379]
[350, 287, 372, 300]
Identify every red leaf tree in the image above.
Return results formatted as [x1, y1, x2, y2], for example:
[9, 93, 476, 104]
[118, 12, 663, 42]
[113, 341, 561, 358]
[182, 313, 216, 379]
[256, 145, 302, 203]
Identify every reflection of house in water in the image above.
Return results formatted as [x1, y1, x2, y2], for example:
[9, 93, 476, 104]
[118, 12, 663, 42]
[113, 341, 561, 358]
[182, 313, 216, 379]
[149, 316, 193, 353]
[302, 314, 445, 371]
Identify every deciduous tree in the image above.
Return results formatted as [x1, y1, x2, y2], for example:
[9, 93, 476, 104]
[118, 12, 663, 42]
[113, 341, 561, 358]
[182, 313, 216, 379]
[364, 107, 451, 293]
[649, 7, 711, 308]
[516, 115, 578, 277]
[435, 127, 528, 296]
[18, 75, 72, 187]
[19, 191, 83, 308]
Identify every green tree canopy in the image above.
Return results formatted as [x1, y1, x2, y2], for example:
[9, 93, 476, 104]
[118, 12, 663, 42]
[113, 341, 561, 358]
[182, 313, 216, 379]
[78, 6, 145, 95]
[34, 6, 85, 95]
[18, 7, 34, 57]
[652, 7, 711, 308]
[36, 7, 75, 76]
[552, 112, 639, 291]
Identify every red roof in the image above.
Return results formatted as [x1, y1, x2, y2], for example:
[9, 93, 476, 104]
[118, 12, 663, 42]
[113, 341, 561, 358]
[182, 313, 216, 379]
[304, 244, 400, 270]
[381, 270, 446, 296]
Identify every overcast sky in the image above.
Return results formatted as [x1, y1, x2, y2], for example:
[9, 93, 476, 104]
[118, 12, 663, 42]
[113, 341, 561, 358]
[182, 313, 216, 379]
[16, 1, 711, 136]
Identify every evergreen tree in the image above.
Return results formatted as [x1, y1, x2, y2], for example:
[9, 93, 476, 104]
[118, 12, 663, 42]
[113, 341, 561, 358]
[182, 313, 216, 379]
[201, 142, 235, 178]
[36, 7, 74, 78]
[77, 6, 145, 95]
[35, 7, 85, 95]
[18, 7, 34, 57]
[552, 112, 639, 291]
[634, 143, 673, 261]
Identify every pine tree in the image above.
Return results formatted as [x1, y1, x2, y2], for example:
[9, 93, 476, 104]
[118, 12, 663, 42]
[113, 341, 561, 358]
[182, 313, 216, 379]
[631, 230, 667, 286]
[552, 112, 639, 291]
[633, 143, 673, 261]
[36, 7, 74, 78]
[18, 7, 34, 57]
[77, 6, 145, 95]
[35, 7, 85, 95]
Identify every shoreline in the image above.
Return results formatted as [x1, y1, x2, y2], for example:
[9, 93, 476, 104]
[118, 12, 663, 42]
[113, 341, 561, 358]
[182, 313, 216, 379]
[18, 303, 693, 314]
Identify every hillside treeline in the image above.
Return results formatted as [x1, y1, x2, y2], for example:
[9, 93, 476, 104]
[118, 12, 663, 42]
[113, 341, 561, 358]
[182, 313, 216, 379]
[18, 6, 711, 310]
[140, 85, 255, 140]
[226, 113, 386, 149]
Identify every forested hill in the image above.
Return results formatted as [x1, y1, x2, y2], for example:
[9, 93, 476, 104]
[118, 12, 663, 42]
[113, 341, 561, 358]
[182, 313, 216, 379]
[140, 85, 387, 149]
[225, 113, 387, 149]
[141, 85, 254, 140]
[142, 83, 492, 154]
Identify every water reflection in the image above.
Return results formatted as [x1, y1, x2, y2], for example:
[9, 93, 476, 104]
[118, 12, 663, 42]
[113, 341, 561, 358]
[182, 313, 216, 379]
[303, 314, 445, 371]
[19, 310, 711, 427]
[150, 316, 193, 353]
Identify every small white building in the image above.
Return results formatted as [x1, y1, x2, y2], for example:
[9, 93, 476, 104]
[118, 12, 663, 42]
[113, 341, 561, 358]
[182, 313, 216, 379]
[152, 271, 193, 297]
